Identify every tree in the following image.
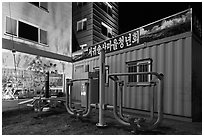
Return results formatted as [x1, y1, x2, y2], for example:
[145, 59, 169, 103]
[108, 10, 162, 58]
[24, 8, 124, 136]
[27, 56, 57, 91]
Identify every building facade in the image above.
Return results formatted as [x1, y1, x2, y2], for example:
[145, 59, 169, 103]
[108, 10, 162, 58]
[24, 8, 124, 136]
[72, 2, 119, 59]
[72, 9, 202, 122]
[2, 2, 73, 95]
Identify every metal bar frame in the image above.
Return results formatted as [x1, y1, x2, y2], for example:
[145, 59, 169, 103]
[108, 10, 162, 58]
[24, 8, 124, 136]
[96, 49, 107, 127]
[109, 72, 164, 131]
[65, 78, 92, 117]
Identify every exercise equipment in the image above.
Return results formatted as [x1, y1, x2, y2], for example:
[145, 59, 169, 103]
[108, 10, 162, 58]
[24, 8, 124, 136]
[109, 72, 164, 132]
[65, 49, 164, 132]
[19, 72, 65, 112]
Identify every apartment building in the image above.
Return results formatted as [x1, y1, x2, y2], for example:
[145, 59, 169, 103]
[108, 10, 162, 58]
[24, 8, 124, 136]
[2, 2, 73, 93]
[72, 2, 119, 60]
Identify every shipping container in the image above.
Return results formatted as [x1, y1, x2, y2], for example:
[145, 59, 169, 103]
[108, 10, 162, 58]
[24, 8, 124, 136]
[72, 9, 202, 122]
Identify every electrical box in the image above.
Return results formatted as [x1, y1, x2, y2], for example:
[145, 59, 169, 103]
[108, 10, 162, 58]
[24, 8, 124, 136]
[89, 72, 99, 104]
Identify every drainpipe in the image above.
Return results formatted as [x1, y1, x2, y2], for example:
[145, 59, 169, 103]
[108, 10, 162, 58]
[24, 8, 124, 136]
[96, 49, 107, 127]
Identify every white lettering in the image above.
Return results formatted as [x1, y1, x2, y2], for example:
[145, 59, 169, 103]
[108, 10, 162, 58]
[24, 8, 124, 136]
[118, 36, 124, 48]
[92, 46, 97, 56]
[125, 33, 131, 47]
[113, 39, 118, 50]
[132, 31, 139, 44]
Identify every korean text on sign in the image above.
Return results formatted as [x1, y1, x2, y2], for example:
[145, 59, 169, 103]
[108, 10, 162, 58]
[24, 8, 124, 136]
[88, 29, 140, 57]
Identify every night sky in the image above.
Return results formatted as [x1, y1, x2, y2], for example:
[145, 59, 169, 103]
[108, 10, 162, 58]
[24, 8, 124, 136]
[119, 2, 202, 34]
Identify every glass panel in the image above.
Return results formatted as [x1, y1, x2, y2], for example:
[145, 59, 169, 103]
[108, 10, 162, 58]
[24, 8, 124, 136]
[18, 21, 38, 42]
[6, 17, 17, 36]
[138, 64, 149, 82]
[40, 29, 47, 45]
[83, 20, 87, 30]
[101, 24, 108, 36]
[107, 6, 112, 16]
[77, 20, 87, 32]
[30, 2, 39, 7]
[40, 2, 48, 10]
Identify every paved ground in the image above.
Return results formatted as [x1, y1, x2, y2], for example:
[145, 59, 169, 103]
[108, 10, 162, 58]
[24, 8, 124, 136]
[2, 99, 28, 112]
[2, 105, 202, 135]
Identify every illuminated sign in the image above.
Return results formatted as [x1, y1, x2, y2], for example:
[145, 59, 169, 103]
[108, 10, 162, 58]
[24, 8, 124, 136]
[86, 9, 193, 59]
[88, 29, 140, 57]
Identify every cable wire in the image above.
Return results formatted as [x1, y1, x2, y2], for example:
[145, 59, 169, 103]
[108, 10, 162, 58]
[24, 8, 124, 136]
[8, 2, 21, 122]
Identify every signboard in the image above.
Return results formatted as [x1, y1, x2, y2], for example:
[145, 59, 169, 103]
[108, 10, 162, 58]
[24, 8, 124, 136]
[88, 29, 140, 57]
[49, 74, 63, 88]
[85, 8, 192, 59]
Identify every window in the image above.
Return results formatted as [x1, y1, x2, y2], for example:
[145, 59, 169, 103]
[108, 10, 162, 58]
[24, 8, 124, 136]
[77, 2, 87, 8]
[40, 2, 48, 10]
[77, 18, 87, 32]
[6, 17, 17, 36]
[94, 65, 109, 86]
[5, 17, 47, 46]
[29, 2, 48, 11]
[30, 2, 39, 7]
[126, 59, 152, 85]
[101, 22, 112, 38]
[100, 2, 112, 16]
[18, 21, 38, 42]
[40, 29, 47, 45]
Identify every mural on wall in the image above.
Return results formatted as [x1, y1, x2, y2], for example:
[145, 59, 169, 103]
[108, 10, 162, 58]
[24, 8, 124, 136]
[2, 49, 72, 100]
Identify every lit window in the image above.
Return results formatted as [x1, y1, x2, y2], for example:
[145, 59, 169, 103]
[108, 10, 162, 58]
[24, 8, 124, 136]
[105, 2, 113, 16]
[101, 22, 112, 38]
[77, 18, 87, 32]
[6, 17, 17, 36]
[126, 59, 152, 84]
[100, 2, 112, 16]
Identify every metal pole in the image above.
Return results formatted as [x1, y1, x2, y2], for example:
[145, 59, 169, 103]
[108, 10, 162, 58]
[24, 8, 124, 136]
[96, 49, 107, 127]
[45, 72, 49, 98]
[150, 85, 155, 122]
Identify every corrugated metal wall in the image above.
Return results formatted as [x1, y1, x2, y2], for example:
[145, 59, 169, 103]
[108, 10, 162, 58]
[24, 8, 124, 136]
[73, 33, 192, 117]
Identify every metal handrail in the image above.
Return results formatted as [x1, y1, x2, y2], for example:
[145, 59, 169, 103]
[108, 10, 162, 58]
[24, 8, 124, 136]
[108, 72, 164, 131]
